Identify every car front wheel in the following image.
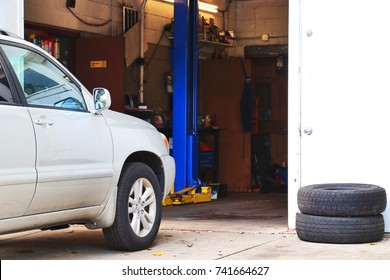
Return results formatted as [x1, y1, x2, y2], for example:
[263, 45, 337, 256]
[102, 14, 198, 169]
[103, 162, 162, 251]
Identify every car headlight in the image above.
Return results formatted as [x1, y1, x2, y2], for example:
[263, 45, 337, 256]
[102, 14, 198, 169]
[160, 133, 170, 154]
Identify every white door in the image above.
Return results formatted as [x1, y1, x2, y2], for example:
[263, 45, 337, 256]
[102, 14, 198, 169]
[26, 107, 114, 213]
[0, 54, 36, 219]
[0, 85, 36, 219]
[1, 43, 114, 214]
[299, 0, 390, 231]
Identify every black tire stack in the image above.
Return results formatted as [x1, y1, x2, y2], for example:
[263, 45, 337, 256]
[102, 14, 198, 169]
[296, 183, 387, 244]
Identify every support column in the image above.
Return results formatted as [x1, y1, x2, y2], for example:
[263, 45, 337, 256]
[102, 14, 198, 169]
[173, 0, 199, 191]
[0, 0, 24, 37]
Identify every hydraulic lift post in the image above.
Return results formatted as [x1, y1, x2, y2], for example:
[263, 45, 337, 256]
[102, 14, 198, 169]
[167, 0, 211, 204]
[172, 0, 199, 192]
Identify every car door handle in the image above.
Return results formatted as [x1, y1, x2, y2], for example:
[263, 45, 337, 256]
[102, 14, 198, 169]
[34, 116, 54, 126]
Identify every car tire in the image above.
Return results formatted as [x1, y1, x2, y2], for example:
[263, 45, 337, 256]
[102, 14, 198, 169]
[297, 183, 387, 217]
[103, 162, 162, 251]
[296, 213, 384, 244]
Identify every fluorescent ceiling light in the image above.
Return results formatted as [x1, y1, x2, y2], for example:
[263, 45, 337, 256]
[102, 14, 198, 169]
[162, 0, 219, 13]
[199, 2, 218, 13]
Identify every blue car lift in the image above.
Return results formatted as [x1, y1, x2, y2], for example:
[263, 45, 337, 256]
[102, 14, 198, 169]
[164, 0, 211, 205]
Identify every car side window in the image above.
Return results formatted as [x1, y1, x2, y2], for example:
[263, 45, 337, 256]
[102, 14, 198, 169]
[1, 44, 86, 111]
[0, 61, 13, 103]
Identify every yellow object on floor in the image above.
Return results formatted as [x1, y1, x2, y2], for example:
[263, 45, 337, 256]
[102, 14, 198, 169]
[162, 186, 211, 206]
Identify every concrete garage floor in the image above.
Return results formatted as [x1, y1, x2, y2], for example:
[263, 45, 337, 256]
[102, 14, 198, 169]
[1, 192, 390, 260]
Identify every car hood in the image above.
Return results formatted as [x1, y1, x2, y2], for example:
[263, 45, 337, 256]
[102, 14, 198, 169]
[101, 109, 156, 131]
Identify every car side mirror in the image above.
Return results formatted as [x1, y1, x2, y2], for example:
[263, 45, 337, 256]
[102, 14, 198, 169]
[93, 88, 111, 112]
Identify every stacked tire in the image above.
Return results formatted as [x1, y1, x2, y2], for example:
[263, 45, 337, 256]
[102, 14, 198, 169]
[296, 183, 387, 244]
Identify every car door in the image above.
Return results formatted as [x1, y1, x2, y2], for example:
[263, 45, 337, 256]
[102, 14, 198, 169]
[1, 43, 114, 214]
[0, 54, 36, 219]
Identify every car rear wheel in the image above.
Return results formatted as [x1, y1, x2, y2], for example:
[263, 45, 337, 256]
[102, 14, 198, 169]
[103, 162, 162, 251]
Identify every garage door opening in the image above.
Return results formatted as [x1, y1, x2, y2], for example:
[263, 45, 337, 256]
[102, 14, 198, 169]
[248, 54, 288, 196]
[196, 2, 289, 228]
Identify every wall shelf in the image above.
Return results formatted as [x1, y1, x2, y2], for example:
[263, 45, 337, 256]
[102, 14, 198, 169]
[168, 37, 233, 50]
[198, 39, 232, 49]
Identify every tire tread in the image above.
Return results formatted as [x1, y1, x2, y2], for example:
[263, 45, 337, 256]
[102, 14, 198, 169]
[296, 213, 384, 244]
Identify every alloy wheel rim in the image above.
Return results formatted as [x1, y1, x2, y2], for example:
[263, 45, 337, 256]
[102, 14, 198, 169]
[128, 178, 156, 237]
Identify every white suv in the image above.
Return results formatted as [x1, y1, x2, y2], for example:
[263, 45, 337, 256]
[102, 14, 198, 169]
[0, 30, 175, 251]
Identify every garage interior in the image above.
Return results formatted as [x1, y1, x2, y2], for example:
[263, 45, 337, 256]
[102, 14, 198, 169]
[22, 0, 288, 220]
[3, 0, 390, 262]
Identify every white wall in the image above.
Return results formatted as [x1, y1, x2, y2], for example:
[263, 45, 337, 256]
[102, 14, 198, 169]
[289, 0, 390, 232]
[0, 0, 24, 36]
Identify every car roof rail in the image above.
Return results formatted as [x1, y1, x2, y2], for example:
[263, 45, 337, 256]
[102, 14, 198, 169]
[0, 29, 22, 39]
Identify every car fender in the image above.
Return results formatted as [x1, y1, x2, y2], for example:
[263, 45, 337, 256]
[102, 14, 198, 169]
[85, 186, 117, 229]
[101, 109, 172, 188]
